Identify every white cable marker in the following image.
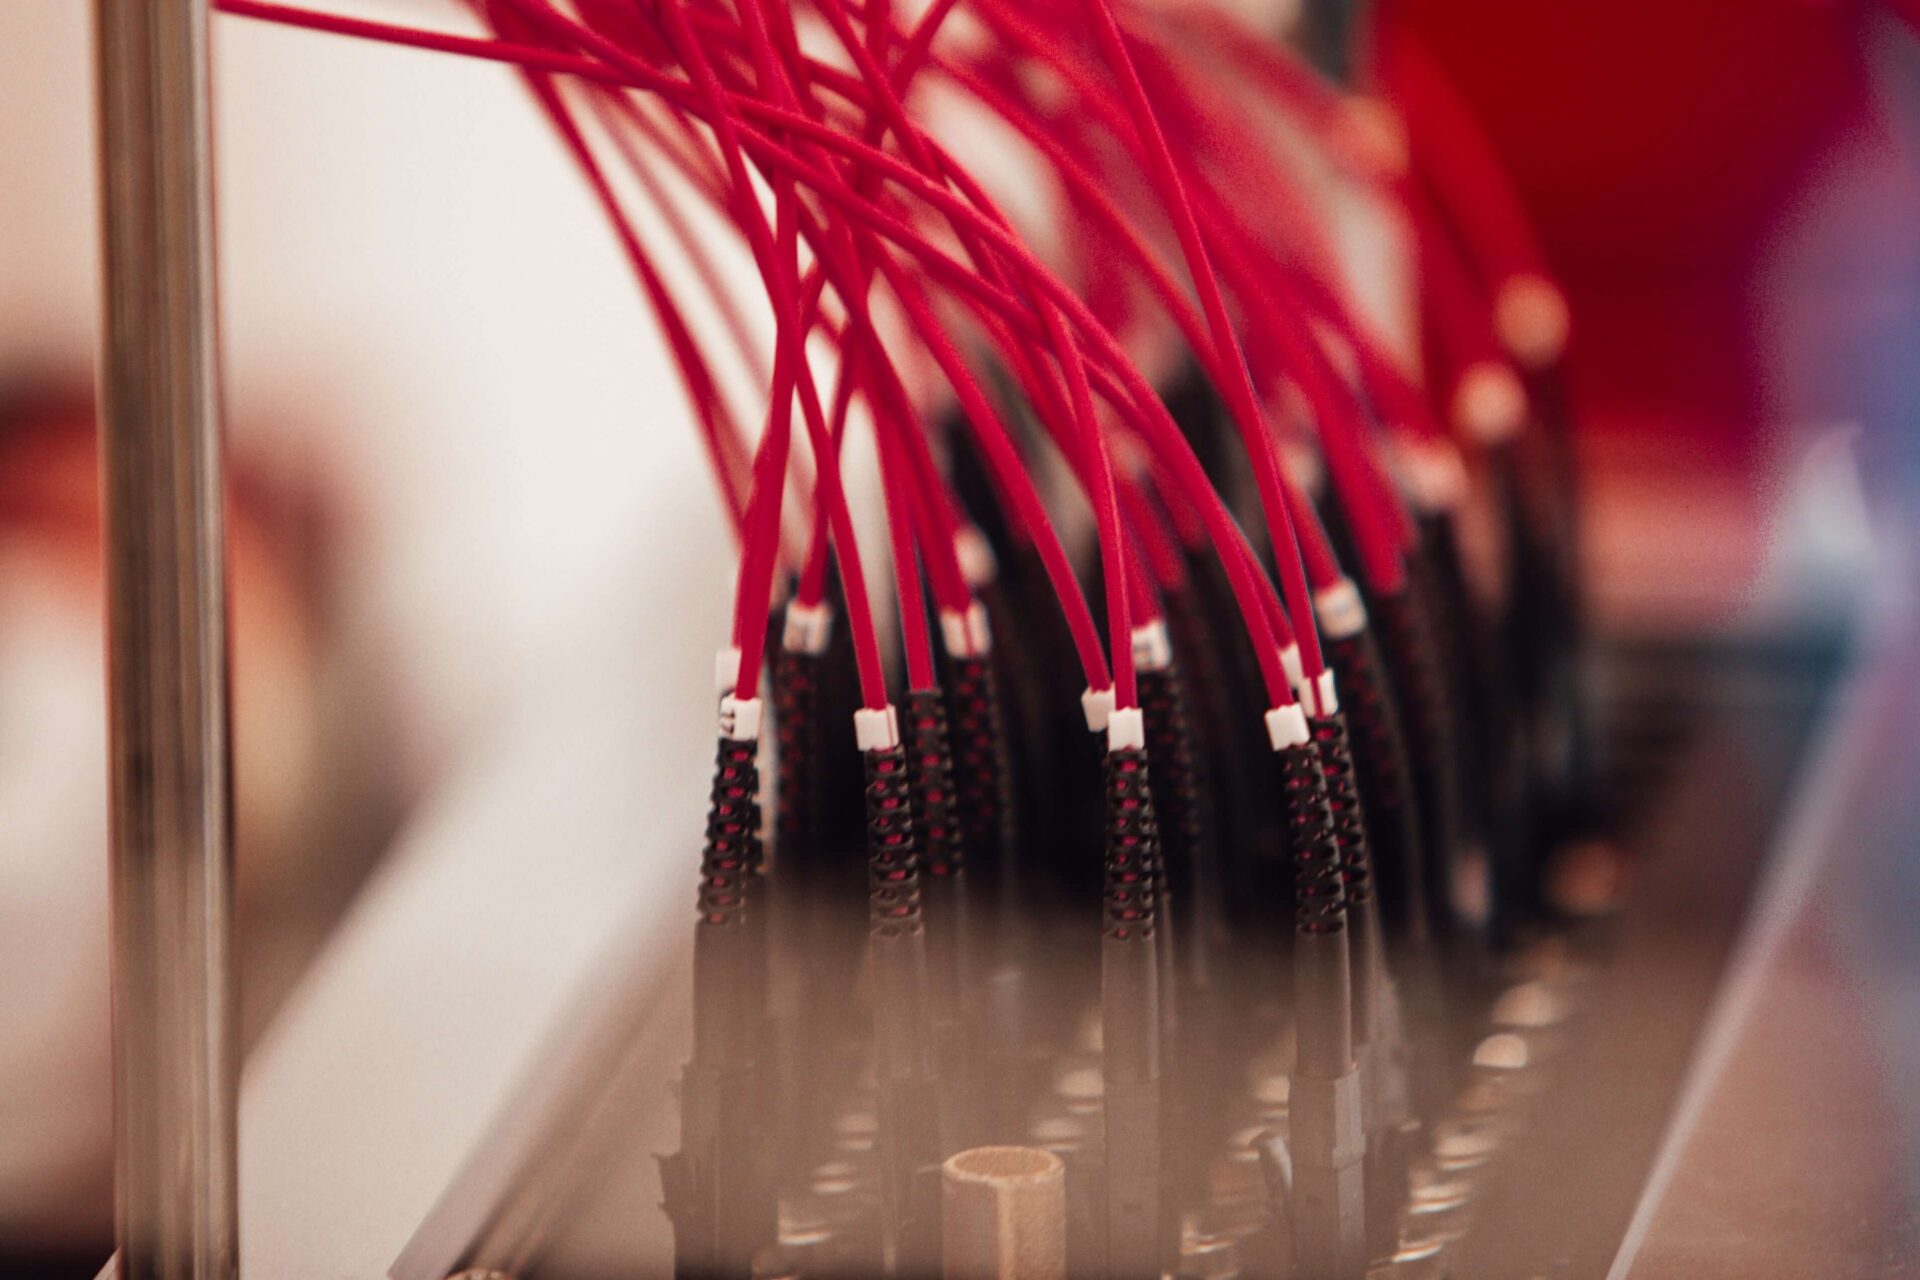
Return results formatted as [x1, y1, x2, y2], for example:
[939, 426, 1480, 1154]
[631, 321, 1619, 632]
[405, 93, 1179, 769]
[1265, 703, 1310, 751]
[965, 601, 993, 655]
[1081, 686, 1116, 733]
[941, 608, 973, 659]
[1280, 643, 1306, 690]
[1496, 273, 1571, 371]
[854, 704, 901, 752]
[1395, 436, 1469, 514]
[1131, 620, 1172, 672]
[1303, 670, 1340, 718]
[1454, 360, 1527, 445]
[1107, 706, 1146, 752]
[955, 526, 998, 587]
[782, 601, 834, 655]
[1314, 578, 1368, 640]
[720, 694, 763, 742]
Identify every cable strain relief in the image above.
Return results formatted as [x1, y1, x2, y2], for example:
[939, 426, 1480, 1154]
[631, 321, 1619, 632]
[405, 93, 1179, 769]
[954, 526, 998, 587]
[939, 608, 971, 659]
[1393, 436, 1468, 515]
[854, 704, 901, 752]
[1082, 685, 1116, 733]
[1107, 706, 1146, 752]
[1279, 643, 1306, 690]
[1297, 670, 1340, 719]
[1282, 435, 1325, 497]
[1130, 619, 1172, 672]
[720, 694, 763, 742]
[1313, 579, 1368, 640]
[1453, 360, 1527, 445]
[1496, 272, 1571, 370]
[782, 601, 833, 655]
[1266, 703, 1310, 751]
[939, 603, 994, 659]
[966, 600, 992, 655]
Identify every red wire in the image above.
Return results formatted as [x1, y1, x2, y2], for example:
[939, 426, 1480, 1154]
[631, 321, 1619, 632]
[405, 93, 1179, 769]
[980, 0, 1325, 681]
[219, 0, 1293, 705]
[1369, 24, 1551, 293]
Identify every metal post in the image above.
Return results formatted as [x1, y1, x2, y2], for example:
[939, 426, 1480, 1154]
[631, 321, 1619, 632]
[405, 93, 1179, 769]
[94, 0, 238, 1277]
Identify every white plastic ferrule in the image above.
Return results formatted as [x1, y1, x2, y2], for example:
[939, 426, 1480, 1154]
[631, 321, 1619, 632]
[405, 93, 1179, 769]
[940, 608, 972, 658]
[720, 694, 763, 742]
[1107, 707, 1146, 752]
[1279, 643, 1306, 690]
[1081, 686, 1115, 733]
[1303, 670, 1340, 718]
[783, 601, 833, 655]
[1131, 620, 1172, 672]
[854, 704, 901, 752]
[939, 602, 995, 658]
[715, 646, 743, 699]
[965, 601, 992, 656]
[1314, 579, 1368, 640]
[1496, 273, 1571, 370]
[955, 527, 998, 587]
[1282, 436, 1325, 497]
[1454, 361, 1526, 445]
[1396, 437, 1469, 514]
[1265, 703, 1310, 750]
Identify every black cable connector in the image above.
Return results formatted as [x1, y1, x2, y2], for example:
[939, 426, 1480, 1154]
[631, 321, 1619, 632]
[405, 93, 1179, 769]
[1279, 738, 1367, 1280]
[664, 736, 775, 1280]
[1102, 746, 1164, 1280]
[1312, 711, 1416, 1259]
[863, 742, 940, 1275]
[902, 689, 974, 1153]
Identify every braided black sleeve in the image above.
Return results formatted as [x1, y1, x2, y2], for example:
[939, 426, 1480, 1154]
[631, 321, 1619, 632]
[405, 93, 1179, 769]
[1326, 625, 1426, 944]
[1279, 740, 1346, 936]
[1371, 585, 1463, 937]
[771, 645, 825, 856]
[864, 745, 924, 938]
[1311, 714, 1373, 922]
[1103, 747, 1162, 943]
[699, 736, 761, 929]
[902, 691, 961, 879]
[1312, 713, 1383, 1045]
[1139, 668, 1202, 911]
[946, 655, 1014, 868]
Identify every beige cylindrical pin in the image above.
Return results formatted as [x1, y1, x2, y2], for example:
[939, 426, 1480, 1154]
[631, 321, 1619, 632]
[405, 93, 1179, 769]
[942, 1146, 1067, 1280]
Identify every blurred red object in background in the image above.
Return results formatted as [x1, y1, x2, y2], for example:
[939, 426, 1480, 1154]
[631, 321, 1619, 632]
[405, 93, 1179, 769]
[1377, 0, 1920, 624]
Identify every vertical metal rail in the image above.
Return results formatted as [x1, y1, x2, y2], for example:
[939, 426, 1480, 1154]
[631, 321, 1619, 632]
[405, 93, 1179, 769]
[94, 1, 238, 1277]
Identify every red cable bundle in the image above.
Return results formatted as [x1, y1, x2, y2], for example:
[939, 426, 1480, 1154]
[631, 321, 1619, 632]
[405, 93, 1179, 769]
[215, 0, 1561, 751]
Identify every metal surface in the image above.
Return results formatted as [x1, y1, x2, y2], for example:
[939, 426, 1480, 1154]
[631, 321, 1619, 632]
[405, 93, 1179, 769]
[1612, 603, 1920, 1279]
[1444, 631, 1848, 1280]
[94, 0, 238, 1275]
